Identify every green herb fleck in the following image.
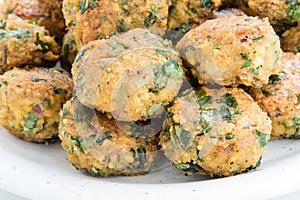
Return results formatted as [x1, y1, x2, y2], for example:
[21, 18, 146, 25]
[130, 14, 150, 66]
[293, 128, 300, 139]
[225, 133, 234, 139]
[35, 32, 50, 52]
[297, 94, 300, 102]
[293, 118, 300, 125]
[219, 106, 233, 122]
[91, 167, 103, 176]
[74, 48, 89, 63]
[137, 146, 147, 164]
[54, 88, 67, 94]
[252, 35, 265, 42]
[178, 23, 190, 34]
[0, 81, 8, 88]
[120, 0, 128, 6]
[262, 89, 274, 97]
[252, 67, 259, 76]
[0, 21, 6, 29]
[23, 112, 38, 134]
[268, 75, 280, 84]
[0, 28, 32, 40]
[222, 93, 238, 108]
[241, 53, 248, 60]
[144, 5, 162, 27]
[255, 130, 270, 147]
[197, 126, 212, 136]
[42, 99, 51, 110]
[241, 59, 252, 69]
[174, 125, 191, 149]
[202, 0, 213, 7]
[117, 20, 128, 32]
[288, 0, 300, 20]
[31, 77, 47, 82]
[174, 162, 203, 173]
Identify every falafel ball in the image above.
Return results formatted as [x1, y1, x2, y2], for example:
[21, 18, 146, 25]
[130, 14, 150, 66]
[63, 0, 170, 50]
[281, 24, 300, 53]
[61, 28, 78, 72]
[249, 52, 300, 139]
[0, 0, 65, 41]
[167, 0, 224, 33]
[236, 0, 300, 32]
[72, 29, 185, 122]
[0, 67, 73, 142]
[59, 98, 158, 177]
[0, 14, 60, 74]
[176, 16, 281, 87]
[160, 87, 272, 177]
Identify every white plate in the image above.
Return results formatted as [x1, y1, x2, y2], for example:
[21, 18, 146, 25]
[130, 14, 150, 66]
[0, 126, 300, 200]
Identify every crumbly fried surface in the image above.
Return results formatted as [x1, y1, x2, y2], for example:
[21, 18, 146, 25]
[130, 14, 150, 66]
[0, 67, 73, 142]
[167, 0, 224, 33]
[160, 87, 271, 177]
[250, 52, 300, 139]
[59, 98, 158, 177]
[0, 0, 65, 41]
[0, 15, 60, 74]
[63, 0, 170, 50]
[72, 29, 184, 121]
[281, 24, 300, 53]
[176, 16, 281, 87]
[236, 0, 300, 32]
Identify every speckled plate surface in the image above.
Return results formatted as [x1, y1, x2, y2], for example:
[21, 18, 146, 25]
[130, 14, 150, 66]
[0, 126, 300, 199]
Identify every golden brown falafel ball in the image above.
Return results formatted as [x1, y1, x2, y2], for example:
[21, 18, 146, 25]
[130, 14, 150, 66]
[236, 0, 300, 32]
[176, 16, 281, 87]
[281, 24, 300, 53]
[0, 0, 65, 41]
[59, 98, 158, 177]
[0, 67, 73, 142]
[160, 87, 271, 177]
[0, 15, 60, 74]
[63, 0, 170, 50]
[167, 0, 224, 33]
[249, 52, 300, 139]
[72, 29, 184, 122]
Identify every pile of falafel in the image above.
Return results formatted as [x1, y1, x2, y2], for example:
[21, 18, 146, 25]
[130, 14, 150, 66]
[0, 0, 299, 178]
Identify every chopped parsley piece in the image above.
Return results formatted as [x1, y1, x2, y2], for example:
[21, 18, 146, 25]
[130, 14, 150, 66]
[137, 146, 147, 164]
[35, 32, 50, 52]
[252, 35, 265, 42]
[0, 28, 32, 40]
[117, 20, 128, 32]
[198, 95, 212, 107]
[0, 80, 8, 88]
[241, 59, 252, 69]
[120, 0, 128, 6]
[197, 126, 212, 136]
[54, 88, 67, 94]
[297, 94, 300, 102]
[144, 5, 162, 27]
[222, 93, 238, 108]
[174, 162, 203, 173]
[241, 53, 249, 60]
[31, 77, 47, 82]
[79, 0, 99, 14]
[74, 48, 89, 63]
[23, 112, 38, 134]
[202, 0, 213, 7]
[174, 125, 191, 149]
[293, 118, 300, 125]
[42, 99, 51, 110]
[262, 89, 274, 97]
[178, 23, 190, 34]
[219, 106, 233, 122]
[288, 0, 300, 20]
[0, 21, 6, 29]
[252, 67, 259, 76]
[91, 167, 103, 176]
[225, 133, 234, 139]
[268, 75, 280, 84]
[255, 130, 269, 147]
[293, 128, 300, 139]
